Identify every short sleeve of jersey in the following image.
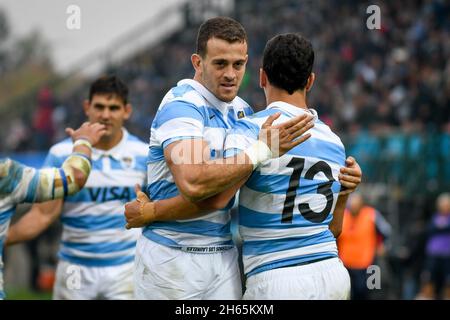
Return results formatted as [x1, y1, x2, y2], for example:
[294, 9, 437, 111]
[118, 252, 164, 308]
[224, 118, 259, 158]
[152, 100, 206, 149]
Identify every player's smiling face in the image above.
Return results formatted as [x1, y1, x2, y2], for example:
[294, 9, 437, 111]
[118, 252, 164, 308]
[193, 37, 248, 102]
[83, 94, 131, 141]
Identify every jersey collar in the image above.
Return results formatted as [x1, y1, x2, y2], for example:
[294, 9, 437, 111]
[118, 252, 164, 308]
[178, 79, 233, 114]
[91, 128, 129, 161]
[266, 101, 318, 121]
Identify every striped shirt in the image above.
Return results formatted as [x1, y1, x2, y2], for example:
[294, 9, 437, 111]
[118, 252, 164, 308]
[144, 79, 253, 251]
[224, 101, 346, 277]
[44, 129, 147, 266]
[0, 159, 40, 299]
[0, 195, 15, 299]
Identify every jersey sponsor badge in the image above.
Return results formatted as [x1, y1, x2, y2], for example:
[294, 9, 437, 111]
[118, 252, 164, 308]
[120, 156, 135, 169]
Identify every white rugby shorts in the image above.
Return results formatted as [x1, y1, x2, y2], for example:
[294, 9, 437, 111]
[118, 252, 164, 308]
[243, 257, 350, 300]
[53, 259, 134, 300]
[134, 235, 242, 299]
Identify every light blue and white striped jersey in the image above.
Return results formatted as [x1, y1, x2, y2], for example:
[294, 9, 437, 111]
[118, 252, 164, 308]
[144, 79, 253, 251]
[224, 101, 346, 277]
[44, 129, 147, 267]
[0, 159, 41, 299]
[0, 199, 11, 299]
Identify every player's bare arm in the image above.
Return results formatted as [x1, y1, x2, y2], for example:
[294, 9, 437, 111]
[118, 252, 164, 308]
[38, 122, 106, 201]
[6, 199, 63, 245]
[0, 122, 105, 202]
[338, 156, 362, 196]
[125, 174, 249, 229]
[168, 112, 314, 203]
[5, 122, 106, 245]
[124, 113, 313, 229]
[330, 156, 363, 238]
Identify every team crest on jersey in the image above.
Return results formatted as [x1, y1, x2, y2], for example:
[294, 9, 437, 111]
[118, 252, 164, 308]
[237, 110, 245, 119]
[120, 156, 135, 169]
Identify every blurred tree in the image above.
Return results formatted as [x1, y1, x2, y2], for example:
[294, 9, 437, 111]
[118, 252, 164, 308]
[12, 30, 52, 68]
[0, 8, 9, 43]
[0, 9, 55, 153]
[0, 8, 10, 73]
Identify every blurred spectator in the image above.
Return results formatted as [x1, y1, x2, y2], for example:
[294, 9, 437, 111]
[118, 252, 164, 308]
[337, 193, 392, 300]
[31, 87, 54, 150]
[51, 104, 68, 144]
[2, 0, 449, 159]
[416, 192, 450, 299]
[4, 118, 30, 152]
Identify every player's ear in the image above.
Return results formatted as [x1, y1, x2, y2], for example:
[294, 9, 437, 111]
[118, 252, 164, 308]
[191, 54, 202, 73]
[123, 103, 132, 120]
[83, 100, 90, 116]
[259, 68, 267, 89]
[306, 73, 315, 92]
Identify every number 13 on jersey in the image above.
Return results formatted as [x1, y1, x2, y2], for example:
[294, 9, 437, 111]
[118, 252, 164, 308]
[281, 157, 338, 224]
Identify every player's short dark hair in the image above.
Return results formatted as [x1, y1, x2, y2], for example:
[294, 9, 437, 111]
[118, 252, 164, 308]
[196, 17, 247, 57]
[263, 33, 314, 94]
[89, 75, 129, 104]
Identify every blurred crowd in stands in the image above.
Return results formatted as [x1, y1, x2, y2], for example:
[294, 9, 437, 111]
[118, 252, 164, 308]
[2, 0, 448, 193]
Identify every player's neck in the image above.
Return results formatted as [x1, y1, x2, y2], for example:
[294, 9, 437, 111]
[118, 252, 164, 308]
[94, 129, 123, 150]
[266, 87, 308, 110]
